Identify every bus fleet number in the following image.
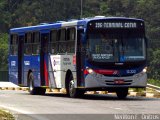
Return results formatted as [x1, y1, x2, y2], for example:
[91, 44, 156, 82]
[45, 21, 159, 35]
[126, 70, 136, 74]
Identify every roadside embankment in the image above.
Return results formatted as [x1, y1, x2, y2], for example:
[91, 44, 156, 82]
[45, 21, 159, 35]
[0, 109, 15, 120]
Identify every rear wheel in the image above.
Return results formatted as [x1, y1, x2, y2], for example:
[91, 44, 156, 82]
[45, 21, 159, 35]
[28, 72, 46, 95]
[116, 88, 128, 99]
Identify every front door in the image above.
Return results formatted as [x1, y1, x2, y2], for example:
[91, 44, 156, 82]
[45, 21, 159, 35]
[76, 29, 85, 87]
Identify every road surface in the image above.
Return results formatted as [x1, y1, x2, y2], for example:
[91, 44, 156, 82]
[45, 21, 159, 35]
[0, 90, 160, 120]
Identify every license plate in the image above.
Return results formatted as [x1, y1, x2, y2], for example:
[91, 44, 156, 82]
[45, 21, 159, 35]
[114, 79, 124, 84]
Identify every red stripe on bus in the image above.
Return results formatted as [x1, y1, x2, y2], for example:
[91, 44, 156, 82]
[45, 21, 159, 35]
[73, 55, 76, 65]
[94, 70, 118, 75]
[84, 69, 118, 75]
[44, 61, 49, 86]
[84, 69, 89, 75]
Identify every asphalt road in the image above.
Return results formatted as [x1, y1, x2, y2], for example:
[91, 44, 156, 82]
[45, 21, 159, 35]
[0, 90, 160, 120]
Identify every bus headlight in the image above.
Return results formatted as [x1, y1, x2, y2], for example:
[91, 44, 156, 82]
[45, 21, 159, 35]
[86, 67, 94, 74]
[88, 68, 94, 73]
[143, 67, 147, 73]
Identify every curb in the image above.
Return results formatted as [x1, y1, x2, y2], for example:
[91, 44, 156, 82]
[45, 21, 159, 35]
[0, 87, 29, 91]
[129, 91, 160, 98]
[129, 92, 146, 97]
[147, 84, 160, 91]
[1, 87, 160, 98]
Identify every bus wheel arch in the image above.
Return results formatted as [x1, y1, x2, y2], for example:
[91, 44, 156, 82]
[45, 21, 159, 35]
[28, 71, 36, 95]
[27, 70, 46, 95]
[65, 70, 84, 98]
[27, 69, 33, 87]
[65, 70, 73, 94]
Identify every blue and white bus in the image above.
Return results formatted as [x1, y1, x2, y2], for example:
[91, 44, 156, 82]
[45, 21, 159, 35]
[9, 16, 147, 99]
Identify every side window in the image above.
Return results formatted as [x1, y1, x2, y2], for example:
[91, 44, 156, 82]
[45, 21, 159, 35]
[59, 29, 66, 41]
[58, 29, 66, 53]
[67, 28, 75, 41]
[25, 32, 32, 55]
[10, 34, 18, 55]
[49, 30, 57, 54]
[51, 28, 76, 54]
[66, 27, 76, 53]
[33, 32, 40, 54]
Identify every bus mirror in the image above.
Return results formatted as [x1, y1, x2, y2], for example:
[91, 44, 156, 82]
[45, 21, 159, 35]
[81, 33, 86, 44]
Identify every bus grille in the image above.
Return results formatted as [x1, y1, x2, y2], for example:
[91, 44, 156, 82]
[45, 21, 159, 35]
[105, 80, 132, 85]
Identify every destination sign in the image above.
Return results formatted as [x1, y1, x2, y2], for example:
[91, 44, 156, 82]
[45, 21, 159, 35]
[94, 22, 137, 29]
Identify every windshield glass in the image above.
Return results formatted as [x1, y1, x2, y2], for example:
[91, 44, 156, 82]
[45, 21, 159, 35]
[87, 32, 146, 62]
[120, 37, 145, 61]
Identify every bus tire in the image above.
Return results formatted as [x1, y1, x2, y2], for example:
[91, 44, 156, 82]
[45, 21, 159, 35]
[37, 87, 46, 95]
[28, 72, 46, 95]
[116, 88, 128, 99]
[68, 76, 84, 98]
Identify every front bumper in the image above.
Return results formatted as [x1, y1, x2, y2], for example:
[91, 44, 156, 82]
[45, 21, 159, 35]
[85, 72, 147, 88]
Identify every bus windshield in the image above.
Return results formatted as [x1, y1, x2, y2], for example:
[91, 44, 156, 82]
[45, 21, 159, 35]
[87, 32, 146, 62]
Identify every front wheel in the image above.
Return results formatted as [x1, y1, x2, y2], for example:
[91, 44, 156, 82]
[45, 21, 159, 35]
[67, 76, 84, 98]
[116, 88, 128, 99]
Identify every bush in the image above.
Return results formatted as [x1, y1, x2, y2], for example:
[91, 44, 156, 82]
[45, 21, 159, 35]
[148, 49, 160, 80]
[148, 79, 160, 87]
[0, 109, 14, 120]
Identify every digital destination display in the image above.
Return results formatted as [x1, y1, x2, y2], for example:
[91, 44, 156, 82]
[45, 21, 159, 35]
[88, 20, 144, 29]
[95, 22, 137, 28]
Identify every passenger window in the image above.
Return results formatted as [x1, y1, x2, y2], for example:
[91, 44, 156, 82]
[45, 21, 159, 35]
[66, 27, 76, 53]
[49, 30, 57, 54]
[10, 34, 18, 55]
[58, 29, 66, 53]
[25, 32, 32, 55]
[67, 28, 75, 41]
[59, 29, 66, 41]
[50, 30, 57, 42]
[51, 28, 76, 54]
[33, 32, 40, 54]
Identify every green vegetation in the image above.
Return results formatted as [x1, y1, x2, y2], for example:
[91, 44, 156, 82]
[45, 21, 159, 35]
[0, 109, 14, 120]
[148, 79, 160, 87]
[129, 88, 146, 92]
[0, 0, 159, 81]
[0, 33, 8, 70]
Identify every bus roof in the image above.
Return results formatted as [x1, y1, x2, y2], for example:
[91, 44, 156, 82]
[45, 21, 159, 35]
[10, 17, 144, 34]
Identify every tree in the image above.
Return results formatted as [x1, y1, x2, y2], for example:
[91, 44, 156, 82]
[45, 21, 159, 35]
[0, 33, 8, 70]
[0, 0, 159, 79]
[149, 49, 160, 80]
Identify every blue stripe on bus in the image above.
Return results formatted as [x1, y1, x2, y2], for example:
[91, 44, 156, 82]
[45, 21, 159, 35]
[10, 23, 61, 33]
[10, 17, 144, 34]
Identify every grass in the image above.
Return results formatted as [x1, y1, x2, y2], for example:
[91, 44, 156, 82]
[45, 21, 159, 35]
[148, 79, 160, 87]
[0, 109, 14, 120]
[129, 79, 160, 93]
[129, 88, 146, 92]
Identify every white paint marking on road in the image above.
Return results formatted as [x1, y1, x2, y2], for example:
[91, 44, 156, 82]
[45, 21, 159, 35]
[114, 107, 123, 110]
[109, 107, 123, 110]
[0, 104, 50, 120]
[0, 82, 19, 87]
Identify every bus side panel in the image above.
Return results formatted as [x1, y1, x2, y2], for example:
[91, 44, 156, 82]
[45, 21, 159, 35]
[49, 55, 61, 88]
[49, 55, 76, 88]
[48, 55, 57, 88]
[9, 56, 18, 85]
[23, 55, 40, 87]
[60, 55, 76, 88]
